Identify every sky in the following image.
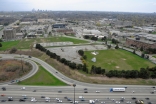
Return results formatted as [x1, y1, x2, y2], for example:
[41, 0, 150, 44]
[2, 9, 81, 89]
[0, 0, 156, 13]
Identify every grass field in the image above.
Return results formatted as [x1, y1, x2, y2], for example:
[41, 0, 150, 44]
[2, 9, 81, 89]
[85, 49, 155, 70]
[0, 37, 88, 51]
[18, 65, 67, 86]
[0, 41, 20, 51]
[45, 36, 88, 44]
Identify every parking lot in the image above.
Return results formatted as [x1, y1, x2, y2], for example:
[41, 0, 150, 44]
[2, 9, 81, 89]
[47, 45, 107, 64]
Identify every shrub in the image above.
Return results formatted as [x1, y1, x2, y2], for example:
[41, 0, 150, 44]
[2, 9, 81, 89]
[10, 47, 17, 53]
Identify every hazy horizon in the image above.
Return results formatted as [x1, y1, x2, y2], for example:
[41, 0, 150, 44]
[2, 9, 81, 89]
[0, 0, 156, 13]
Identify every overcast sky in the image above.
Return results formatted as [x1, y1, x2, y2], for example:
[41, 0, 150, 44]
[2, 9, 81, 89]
[0, 0, 156, 13]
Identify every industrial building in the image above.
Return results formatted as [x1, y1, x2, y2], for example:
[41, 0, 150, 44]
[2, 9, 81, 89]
[52, 24, 67, 28]
[3, 27, 16, 41]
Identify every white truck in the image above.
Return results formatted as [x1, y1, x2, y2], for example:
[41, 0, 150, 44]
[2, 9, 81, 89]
[110, 88, 125, 92]
[89, 100, 95, 104]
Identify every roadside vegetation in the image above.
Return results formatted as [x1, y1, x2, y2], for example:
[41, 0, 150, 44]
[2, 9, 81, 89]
[18, 65, 67, 86]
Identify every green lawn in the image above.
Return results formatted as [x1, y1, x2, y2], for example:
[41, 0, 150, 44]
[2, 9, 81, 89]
[0, 37, 88, 51]
[46, 36, 88, 44]
[0, 40, 20, 51]
[85, 49, 155, 70]
[18, 65, 67, 86]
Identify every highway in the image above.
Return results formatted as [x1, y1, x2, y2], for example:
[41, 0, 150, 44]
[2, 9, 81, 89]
[0, 54, 156, 104]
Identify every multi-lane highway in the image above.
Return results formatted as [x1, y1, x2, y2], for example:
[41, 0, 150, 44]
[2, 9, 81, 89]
[0, 85, 156, 104]
[0, 54, 156, 104]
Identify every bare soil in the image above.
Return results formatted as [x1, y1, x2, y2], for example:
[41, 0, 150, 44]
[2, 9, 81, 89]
[0, 59, 32, 82]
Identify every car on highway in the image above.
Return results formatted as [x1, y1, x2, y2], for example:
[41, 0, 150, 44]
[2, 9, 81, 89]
[19, 99, 25, 102]
[21, 87, 26, 90]
[71, 101, 78, 104]
[22, 95, 27, 99]
[151, 92, 154, 94]
[31, 97, 37, 102]
[28, 56, 32, 58]
[84, 91, 88, 93]
[148, 102, 152, 104]
[96, 91, 100, 93]
[126, 101, 131, 103]
[84, 88, 87, 90]
[67, 98, 72, 101]
[132, 97, 136, 100]
[45, 97, 50, 102]
[115, 101, 120, 103]
[8, 97, 13, 101]
[111, 99, 115, 101]
[1, 87, 6, 91]
[145, 98, 150, 100]
[1, 100, 6, 102]
[33, 90, 36, 92]
[57, 100, 62, 103]
[151, 86, 155, 88]
[1, 94, 5, 96]
[41, 96, 45, 98]
[101, 101, 105, 103]
[58, 90, 62, 93]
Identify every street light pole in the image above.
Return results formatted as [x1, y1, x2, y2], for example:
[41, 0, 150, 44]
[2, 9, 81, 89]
[73, 84, 76, 104]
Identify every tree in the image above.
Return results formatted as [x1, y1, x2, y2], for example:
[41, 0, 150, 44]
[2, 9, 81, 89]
[83, 55, 87, 60]
[101, 36, 107, 41]
[115, 44, 119, 49]
[0, 43, 2, 47]
[84, 35, 90, 39]
[133, 50, 135, 54]
[78, 50, 84, 56]
[141, 53, 145, 58]
[140, 46, 144, 51]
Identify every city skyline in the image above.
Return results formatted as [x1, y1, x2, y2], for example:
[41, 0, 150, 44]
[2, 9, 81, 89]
[0, 0, 156, 13]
